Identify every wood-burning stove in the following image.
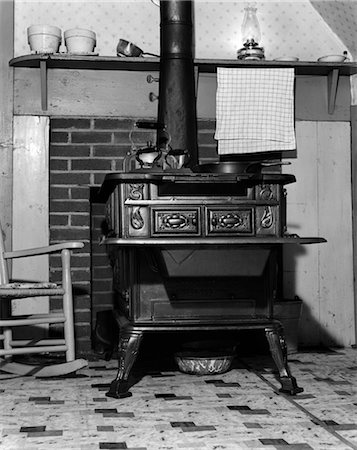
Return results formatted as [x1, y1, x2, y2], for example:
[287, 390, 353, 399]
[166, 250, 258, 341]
[97, 0, 325, 399]
[98, 171, 324, 398]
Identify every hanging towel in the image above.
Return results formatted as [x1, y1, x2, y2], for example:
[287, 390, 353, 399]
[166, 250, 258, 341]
[214, 68, 296, 155]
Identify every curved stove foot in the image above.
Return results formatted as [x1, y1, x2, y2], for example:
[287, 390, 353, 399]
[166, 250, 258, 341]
[265, 322, 303, 395]
[106, 326, 143, 400]
[279, 376, 304, 395]
[106, 379, 133, 399]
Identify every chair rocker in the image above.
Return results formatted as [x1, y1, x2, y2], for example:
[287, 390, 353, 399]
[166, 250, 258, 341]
[0, 224, 87, 377]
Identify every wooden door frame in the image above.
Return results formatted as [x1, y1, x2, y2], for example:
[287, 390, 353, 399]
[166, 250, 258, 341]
[0, 0, 14, 251]
[351, 105, 357, 345]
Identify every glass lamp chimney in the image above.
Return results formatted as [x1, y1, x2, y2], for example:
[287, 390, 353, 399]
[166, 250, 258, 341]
[237, 4, 264, 60]
[242, 5, 261, 46]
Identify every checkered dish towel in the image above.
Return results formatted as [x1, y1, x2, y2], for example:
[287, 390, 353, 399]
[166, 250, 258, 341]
[214, 68, 296, 155]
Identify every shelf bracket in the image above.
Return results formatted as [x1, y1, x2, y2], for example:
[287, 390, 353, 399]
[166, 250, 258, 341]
[39, 59, 48, 111]
[194, 66, 199, 99]
[327, 68, 339, 115]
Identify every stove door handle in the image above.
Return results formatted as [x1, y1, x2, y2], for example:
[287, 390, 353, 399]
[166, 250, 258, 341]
[163, 214, 187, 228]
[221, 215, 241, 227]
[211, 213, 242, 229]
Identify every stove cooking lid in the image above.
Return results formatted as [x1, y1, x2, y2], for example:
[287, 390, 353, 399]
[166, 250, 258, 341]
[193, 161, 251, 174]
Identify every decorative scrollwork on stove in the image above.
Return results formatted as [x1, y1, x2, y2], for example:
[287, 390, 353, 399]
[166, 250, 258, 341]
[131, 207, 145, 230]
[259, 184, 275, 200]
[261, 206, 273, 228]
[116, 331, 143, 380]
[154, 209, 199, 234]
[162, 213, 190, 229]
[121, 289, 130, 313]
[217, 213, 243, 229]
[103, 203, 115, 238]
[209, 209, 252, 234]
[128, 184, 145, 200]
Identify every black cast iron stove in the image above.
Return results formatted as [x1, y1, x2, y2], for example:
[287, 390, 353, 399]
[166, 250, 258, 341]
[98, 0, 325, 399]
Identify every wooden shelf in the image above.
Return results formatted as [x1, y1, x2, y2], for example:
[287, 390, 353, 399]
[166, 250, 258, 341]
[9, 54, 160, 71]
[197, 59, 357, 76]
[10, 53, 357, 112]
[10, 54, 357, 75]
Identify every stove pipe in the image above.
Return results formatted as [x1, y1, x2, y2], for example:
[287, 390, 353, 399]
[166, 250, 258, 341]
[157, 0, 198, 168]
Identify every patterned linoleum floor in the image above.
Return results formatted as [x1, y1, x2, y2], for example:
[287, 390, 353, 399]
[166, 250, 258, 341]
[1, 348, 357, 450]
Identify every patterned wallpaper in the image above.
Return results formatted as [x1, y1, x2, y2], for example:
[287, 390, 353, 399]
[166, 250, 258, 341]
[14, 0, 352, 61]
[311, 0, 357, 59]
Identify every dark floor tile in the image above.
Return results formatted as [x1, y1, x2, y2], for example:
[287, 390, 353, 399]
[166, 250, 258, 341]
[323, 420, 338, 426]
[331, 424, 357, 430]
[171, 422, 196, 428]
[20, 426, 46, 433]
[26, 430, 63, 437]
[28, 396, 50, 402]
[334, 390, 351, 396]
[99, 443, 127, 449]
[155, 393, 176, 398]
[103, 412, 135, 418]
[243, 422, 263, 428]
[260, 438, 288, 444]
[97, 426, 115, 432]
[182, 425, 216, 432]
[282, 445, 313, 449]
[239, 409, 271, 415]
[95, 408, 118, 414]
[227, 405, 251, 411]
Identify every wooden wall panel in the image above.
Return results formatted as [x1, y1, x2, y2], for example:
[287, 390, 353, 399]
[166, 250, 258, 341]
[12, 116, 49, 315]
[13, 68, 159, 118]
[350, 105, 357, 345]
[13, 69, 351, 122]
[317, 121, 354, 346]
[283, 121, 355, 347]
[283, 122, 320, 345]
[0, 1, 14, 250]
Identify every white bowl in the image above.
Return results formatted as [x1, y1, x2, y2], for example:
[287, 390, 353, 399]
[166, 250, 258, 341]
[317, 55, 346, 63]
[27, 25, 62, 53]
[64, 28, 96, 54]
[175, 351, 234, 375]
[274, 56, 299, 62]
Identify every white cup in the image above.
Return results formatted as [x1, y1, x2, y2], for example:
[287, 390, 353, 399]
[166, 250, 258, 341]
[27, 25, 62, 53]
[64, 28, 96, 54]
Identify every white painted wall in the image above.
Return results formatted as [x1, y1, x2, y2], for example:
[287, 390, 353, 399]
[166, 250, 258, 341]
[283, 121, 355, 347]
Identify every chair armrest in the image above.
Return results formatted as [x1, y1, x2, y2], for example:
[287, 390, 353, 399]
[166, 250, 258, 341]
[4, 242, 84, 259]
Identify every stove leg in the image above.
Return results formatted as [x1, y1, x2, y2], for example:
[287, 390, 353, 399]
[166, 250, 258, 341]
[106, 327, 143, 399]
[265, 323, 303, 395]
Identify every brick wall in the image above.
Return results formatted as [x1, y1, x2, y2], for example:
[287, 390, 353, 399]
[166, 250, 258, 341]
[49, 117, 217, 356]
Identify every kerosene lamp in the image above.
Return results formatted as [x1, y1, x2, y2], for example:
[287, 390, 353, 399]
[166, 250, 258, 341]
[237, 4, 265, 60]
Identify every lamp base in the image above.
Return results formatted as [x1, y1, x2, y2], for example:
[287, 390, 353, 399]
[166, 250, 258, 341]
[237, 45, 265, 61]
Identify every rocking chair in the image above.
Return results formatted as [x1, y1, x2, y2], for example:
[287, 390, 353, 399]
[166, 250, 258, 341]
[0, 222, 87, 377]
